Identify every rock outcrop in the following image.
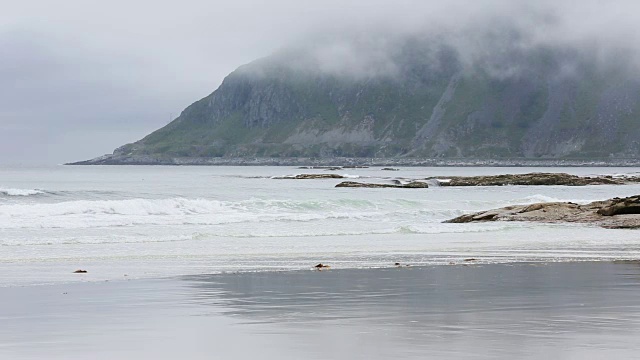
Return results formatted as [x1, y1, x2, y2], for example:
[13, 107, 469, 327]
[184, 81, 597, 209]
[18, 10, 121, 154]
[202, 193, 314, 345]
[273, 174, 345, 179]
[335, 181, 428, 188]
[446, 195, 640, 229]
[429, 173, 638, 186]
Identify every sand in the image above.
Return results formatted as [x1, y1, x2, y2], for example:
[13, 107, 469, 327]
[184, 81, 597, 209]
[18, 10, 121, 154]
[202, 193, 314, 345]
[2, 262, 640, 359]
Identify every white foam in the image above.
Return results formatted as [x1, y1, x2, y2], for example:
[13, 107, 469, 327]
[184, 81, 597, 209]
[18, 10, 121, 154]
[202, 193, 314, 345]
[0, 188, 45, 196]
[0, 197, 439, 230]
[520, 195, 592, 204]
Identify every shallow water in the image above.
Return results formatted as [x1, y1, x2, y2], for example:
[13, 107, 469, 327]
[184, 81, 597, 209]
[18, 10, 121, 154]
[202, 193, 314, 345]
[2, 263, 640, 359]
[1, 165, 640, 285]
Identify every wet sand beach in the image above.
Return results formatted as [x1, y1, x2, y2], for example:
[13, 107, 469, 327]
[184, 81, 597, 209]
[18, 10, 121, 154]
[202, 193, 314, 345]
[2, 262, 640, 359]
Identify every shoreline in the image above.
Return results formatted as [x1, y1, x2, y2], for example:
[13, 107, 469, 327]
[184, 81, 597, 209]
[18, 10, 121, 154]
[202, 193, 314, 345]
[66, 156, 640, 167]
[5, 258, 640, 289]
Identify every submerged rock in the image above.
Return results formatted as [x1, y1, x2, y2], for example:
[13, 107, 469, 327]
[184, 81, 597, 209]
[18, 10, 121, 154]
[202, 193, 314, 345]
[428, 173, 638, 186]
[445, 195, 640, 229]
[335, 181, 428, 188]
[73, 269, 88, 273]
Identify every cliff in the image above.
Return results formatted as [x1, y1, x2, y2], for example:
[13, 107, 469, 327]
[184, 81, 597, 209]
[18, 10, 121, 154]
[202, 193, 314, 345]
[73, 38, 640, 164]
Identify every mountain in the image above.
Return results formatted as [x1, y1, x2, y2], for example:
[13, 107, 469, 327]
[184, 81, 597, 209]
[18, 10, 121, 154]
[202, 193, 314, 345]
[76, 37, 640, 165]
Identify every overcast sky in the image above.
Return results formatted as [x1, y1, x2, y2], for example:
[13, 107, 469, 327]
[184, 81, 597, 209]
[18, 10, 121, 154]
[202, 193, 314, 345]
[1, 0, 638, 165]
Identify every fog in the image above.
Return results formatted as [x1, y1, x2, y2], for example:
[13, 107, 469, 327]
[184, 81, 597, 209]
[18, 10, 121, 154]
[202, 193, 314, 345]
[1, 0, 638, 164]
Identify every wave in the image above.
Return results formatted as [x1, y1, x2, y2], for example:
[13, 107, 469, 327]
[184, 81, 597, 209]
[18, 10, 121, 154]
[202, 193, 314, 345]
[0, 197, 449, 229]
[1, 221, 546, 247]
[216, 222, 539, 238]
[519, 194, 594, 205]
[0, 187, 45, 196]
[0, 192, 606, 230]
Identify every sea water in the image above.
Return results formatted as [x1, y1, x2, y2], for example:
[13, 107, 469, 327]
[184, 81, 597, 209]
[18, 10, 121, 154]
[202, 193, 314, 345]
[1, 165, 640, 286]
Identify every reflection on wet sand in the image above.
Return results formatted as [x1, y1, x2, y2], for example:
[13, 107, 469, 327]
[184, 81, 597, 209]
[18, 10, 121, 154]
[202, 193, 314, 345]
[186, 262, 640, 359]
[3, 262, 640, 359]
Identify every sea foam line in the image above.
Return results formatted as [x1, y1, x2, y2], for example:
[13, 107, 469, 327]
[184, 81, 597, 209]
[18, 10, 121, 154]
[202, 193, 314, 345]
[0, 187, 45, 196]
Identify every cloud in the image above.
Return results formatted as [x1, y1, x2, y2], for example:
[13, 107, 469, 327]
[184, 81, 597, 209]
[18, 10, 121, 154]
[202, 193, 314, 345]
[277, 0, 640, 79]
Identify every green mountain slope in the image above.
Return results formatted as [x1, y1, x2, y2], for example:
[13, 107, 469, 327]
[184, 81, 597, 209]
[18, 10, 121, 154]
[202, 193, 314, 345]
[80, 40, 640, 164]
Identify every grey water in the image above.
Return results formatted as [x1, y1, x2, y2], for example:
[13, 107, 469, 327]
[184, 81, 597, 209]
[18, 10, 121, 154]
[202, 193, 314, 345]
[1, 165, 640, 286]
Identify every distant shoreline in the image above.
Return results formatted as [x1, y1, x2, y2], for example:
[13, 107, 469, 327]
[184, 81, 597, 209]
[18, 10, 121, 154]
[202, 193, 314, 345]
[66, 156, 640, 167]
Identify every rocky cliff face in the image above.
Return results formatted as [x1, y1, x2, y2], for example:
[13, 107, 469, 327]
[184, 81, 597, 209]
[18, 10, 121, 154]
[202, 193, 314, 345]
[83, 39, 640, 163]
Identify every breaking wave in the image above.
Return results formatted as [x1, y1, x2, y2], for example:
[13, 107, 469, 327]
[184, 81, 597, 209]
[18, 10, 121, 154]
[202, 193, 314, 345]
[0, 197, 459, 230]
[0, 193, 607, 231]
[519, 194, 594, 205]
[0, 187, 45, 197]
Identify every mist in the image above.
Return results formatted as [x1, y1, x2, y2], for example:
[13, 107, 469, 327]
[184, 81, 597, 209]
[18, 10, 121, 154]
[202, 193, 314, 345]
[1, 0, 639, 164]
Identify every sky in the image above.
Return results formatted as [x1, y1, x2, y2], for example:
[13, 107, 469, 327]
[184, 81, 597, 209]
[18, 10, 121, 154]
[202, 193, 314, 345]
[1, 0, 639, 165]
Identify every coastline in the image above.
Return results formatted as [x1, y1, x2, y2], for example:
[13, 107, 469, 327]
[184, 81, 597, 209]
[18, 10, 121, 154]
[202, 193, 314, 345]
[66, 156, 640, 167]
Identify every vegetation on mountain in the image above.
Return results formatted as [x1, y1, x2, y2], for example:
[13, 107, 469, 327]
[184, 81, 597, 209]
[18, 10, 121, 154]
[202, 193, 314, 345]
[81, 38, 640, 163]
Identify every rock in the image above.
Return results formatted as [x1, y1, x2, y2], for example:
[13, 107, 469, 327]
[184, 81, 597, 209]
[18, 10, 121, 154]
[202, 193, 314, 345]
[73, 270, 87, 273]
[298, 166, 342, 170]
[445, 195, 640, 229]
[382, 168, 400, 171]
[335, 181, 428, 188]
[597, 196, 640, 216]
[464, 258, 477, 262]
[314, 263, 330, 270]
[427, 173, 636, 186]
[273, 174, 345, 179]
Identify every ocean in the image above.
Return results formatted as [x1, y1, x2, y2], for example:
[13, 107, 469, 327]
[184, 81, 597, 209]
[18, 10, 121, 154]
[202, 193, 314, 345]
[1, 165, 640, 286]
[3, 165, 640, 359]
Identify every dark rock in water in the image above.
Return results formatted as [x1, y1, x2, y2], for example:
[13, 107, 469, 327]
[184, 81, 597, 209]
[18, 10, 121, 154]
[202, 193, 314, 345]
[335, 181, 428, 189]
[73, 270, 88, 273]
[314, 263, 330, 270]
[274, 174, 345, 179]
[446, 195, 640, 229]
[612, 260, 640, 264]
[298, 166, 342, 170]
[343, 166, 369, 169]
[597, 196, 640, 216]
[400, 182, 430, 188]
[464, 258, 477, 262]
[428, 173, 638, 186]
[382, 168, 400, 171]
